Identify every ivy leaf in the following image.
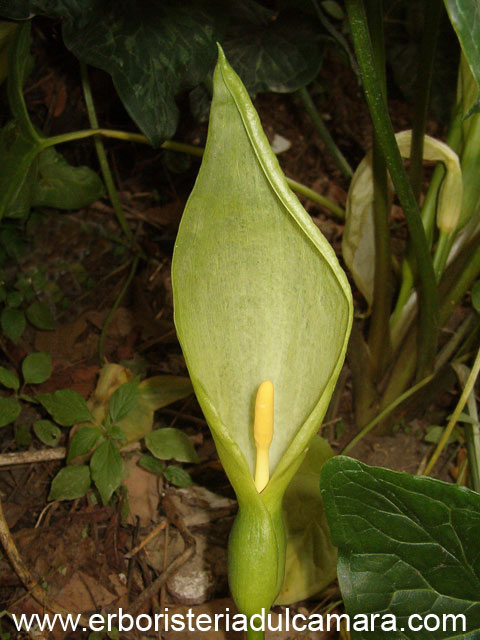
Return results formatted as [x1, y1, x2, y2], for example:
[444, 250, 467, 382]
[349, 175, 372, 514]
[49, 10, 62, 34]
[144, 427, 199, 463]
[163, 465, 192, 488]
[22, 352, 52, 384]
[67, 425, 103, 463]
[321, 456, 480, 639]
[0, 396, 21, 427]
[0, 366, 19, 391]
[49, 465, 91, 501]
[90, 440, 123, 505]
[37, 389, 94, 426]
[33, 419, 61, 446]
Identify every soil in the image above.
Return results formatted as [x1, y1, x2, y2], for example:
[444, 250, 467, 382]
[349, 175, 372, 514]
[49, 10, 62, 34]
[0, 23, 468, 640]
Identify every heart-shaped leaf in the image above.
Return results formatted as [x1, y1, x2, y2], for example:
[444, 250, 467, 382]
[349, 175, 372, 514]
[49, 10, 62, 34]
[321, 456, 480, 639]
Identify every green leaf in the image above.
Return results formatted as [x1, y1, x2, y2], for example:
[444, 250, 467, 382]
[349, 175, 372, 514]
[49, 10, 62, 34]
[109, 377, 139, 424]
[0, 366, 19, 391]
[22, 352, 52, 384]
[223, 9, 322, 96]
[138, 454, 165, 476]
[145, 427, 199, 463]
[49, 465, 91, 501]
[90, 439, 124, 505]
[275, 436, 337, 605]
[33, 419, 61, 446]
[444, 0, 480, 113]
[15, 422, 31, 447]
[0, 396, 21, 427]
[25, 301, 55, 330]
[2, 2, 227, 145]
[32, 146, 104, 210]
[163, 465, 192, 488]
[1, 307, 26, 343]
[472, 280, 480, 313]
[321, 456, 480, 639]
[37, 389, 94, 426]
[136, 374, 193, 409]
[6, 290, 23, 307]
[172, 47, 352, 500]
[67, 425, 103, 463]
[109, 425, 127, 442]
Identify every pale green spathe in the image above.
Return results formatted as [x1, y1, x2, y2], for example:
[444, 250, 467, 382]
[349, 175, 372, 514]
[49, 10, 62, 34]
[173, 48, 351, 496]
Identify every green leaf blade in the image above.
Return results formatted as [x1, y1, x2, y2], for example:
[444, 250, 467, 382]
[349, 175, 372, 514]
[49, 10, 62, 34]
[37, 389, 94, 426]
[49, 465, 91, 501]
[0, 366, 19, 391]
[22, 352, 52, 384]
[109, 377, 139, 424]
[90, 440, 123, 505]
[34, 419, 61, 446]
[144, 427, 199, 463]
[321, 456, 480, 638]
[0, 396, 21, 427]
[1, 307, 26, 343]
[67, 425, 103, 463]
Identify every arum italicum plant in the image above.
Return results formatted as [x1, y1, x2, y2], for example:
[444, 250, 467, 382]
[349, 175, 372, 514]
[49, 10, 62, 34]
[172, 46, 352, 629]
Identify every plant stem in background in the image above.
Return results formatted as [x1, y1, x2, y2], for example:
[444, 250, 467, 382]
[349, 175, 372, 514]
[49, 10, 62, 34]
[297, 86, 353, 179]
[409, 0, 442, 202]
[345, 0, 439, 380]
[80, 62, 133, 241]
[424, 344, 480, 476]
[365, 0, 392, 381]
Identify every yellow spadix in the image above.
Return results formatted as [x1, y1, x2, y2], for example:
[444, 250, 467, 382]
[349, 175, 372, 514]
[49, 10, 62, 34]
[254, 380, 274, 492]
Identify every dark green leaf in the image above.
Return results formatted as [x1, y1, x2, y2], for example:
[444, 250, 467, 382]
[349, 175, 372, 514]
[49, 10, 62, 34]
[37, 389, 94, 426]
[163, 465, 192, 487]
[90, 440, 123, 505]
[472, 280, 480, 313]
[276, 436, 337, 605]
[145, 427, 199, 463]
[109, 377, 139, 424]
[48, 465, 91, 501]
[2, 2, 227, 145]
[67, 425, 103, 462]
[26, 301, 55, 330]
[445, 0, 480, 112]
[1, 227, 28, 259]
[321, 456, 480, 639]
[1, 307, 26, 343]
[22, 352, 52, 384]
[33, 419, 61, 446]
[138, 454, 165, 475]
[223, 10, 322, 95]
[0, 396, 20, 427]
[32, 147, 104, 210]
[0, 366, 19, 390]
[6, 290, 23, 307]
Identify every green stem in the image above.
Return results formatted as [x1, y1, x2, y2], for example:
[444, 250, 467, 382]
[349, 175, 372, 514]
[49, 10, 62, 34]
[424, 343, 480, 476]
[246, 627, 265, 640]
[80, 63, 133, 241]
[296, 86, 353, 179]
[409, 0, 442, 201]
[365, 0, 392, 380]
[284, 178, 345, 219]
[346, 0, 439, 379]
[454, 358, 480, 492]
[342, 370, 436, 454]
[98, 256, 140, 364]
[47, 129, 345, 219]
